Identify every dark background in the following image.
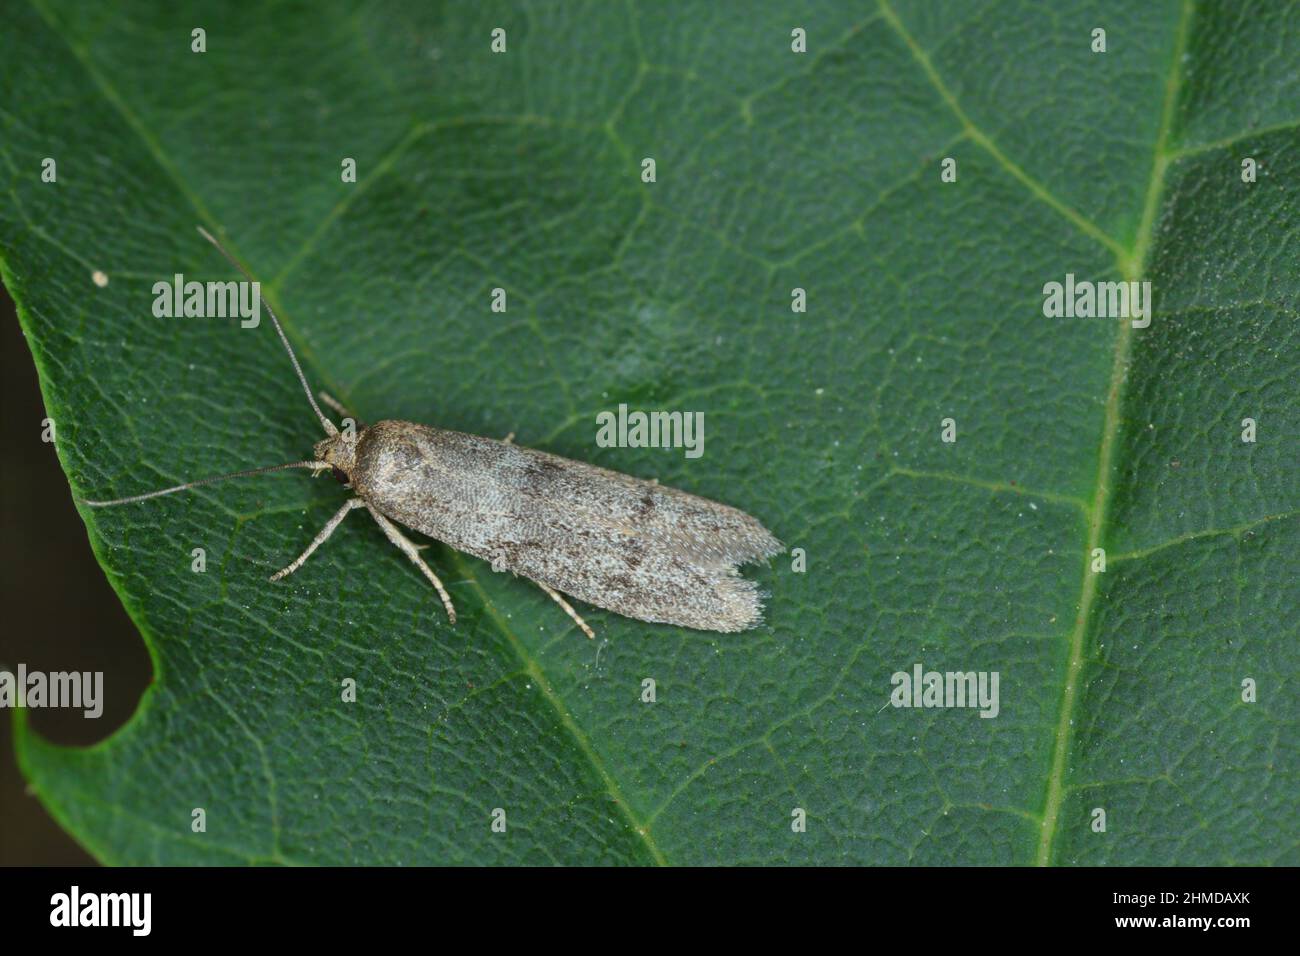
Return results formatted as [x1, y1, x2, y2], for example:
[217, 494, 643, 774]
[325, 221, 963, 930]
[0, 283, 152, 864]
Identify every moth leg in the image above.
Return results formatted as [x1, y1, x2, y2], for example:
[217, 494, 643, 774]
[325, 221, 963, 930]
[270, 498, 366, 581]
[502, 432, 514, 445]
[319, 391, 366, 428]
[365, 504, 457, 625]
[535, 581, 595, 640]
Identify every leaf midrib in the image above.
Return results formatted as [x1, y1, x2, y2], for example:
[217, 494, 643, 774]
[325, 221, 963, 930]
[876, 0, 1197, 864]
[1032, 0, 1195, 866]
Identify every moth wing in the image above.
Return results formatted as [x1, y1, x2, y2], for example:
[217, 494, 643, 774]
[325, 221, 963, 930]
[496, 495, 779, 632]
[357, 424, 781, 632]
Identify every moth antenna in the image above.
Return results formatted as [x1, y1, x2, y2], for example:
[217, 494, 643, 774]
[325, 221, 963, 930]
[195, 225, 339, 437]
[79, 460, 332, 507]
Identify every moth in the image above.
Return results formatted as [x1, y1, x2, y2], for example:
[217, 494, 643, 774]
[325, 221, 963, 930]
[81, 228, 781, 638]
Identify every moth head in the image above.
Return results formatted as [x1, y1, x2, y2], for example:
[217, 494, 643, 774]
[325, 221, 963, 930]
[314, 431, 358, 477]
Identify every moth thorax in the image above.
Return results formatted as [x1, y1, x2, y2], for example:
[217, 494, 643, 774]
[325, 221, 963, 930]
[315, 432, 358, 475]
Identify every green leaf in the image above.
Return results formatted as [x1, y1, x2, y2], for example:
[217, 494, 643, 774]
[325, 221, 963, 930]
[3, 0, 1296, 865]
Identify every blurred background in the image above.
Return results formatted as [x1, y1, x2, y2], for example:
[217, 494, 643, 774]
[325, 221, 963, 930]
[0, 284, 151, 864]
